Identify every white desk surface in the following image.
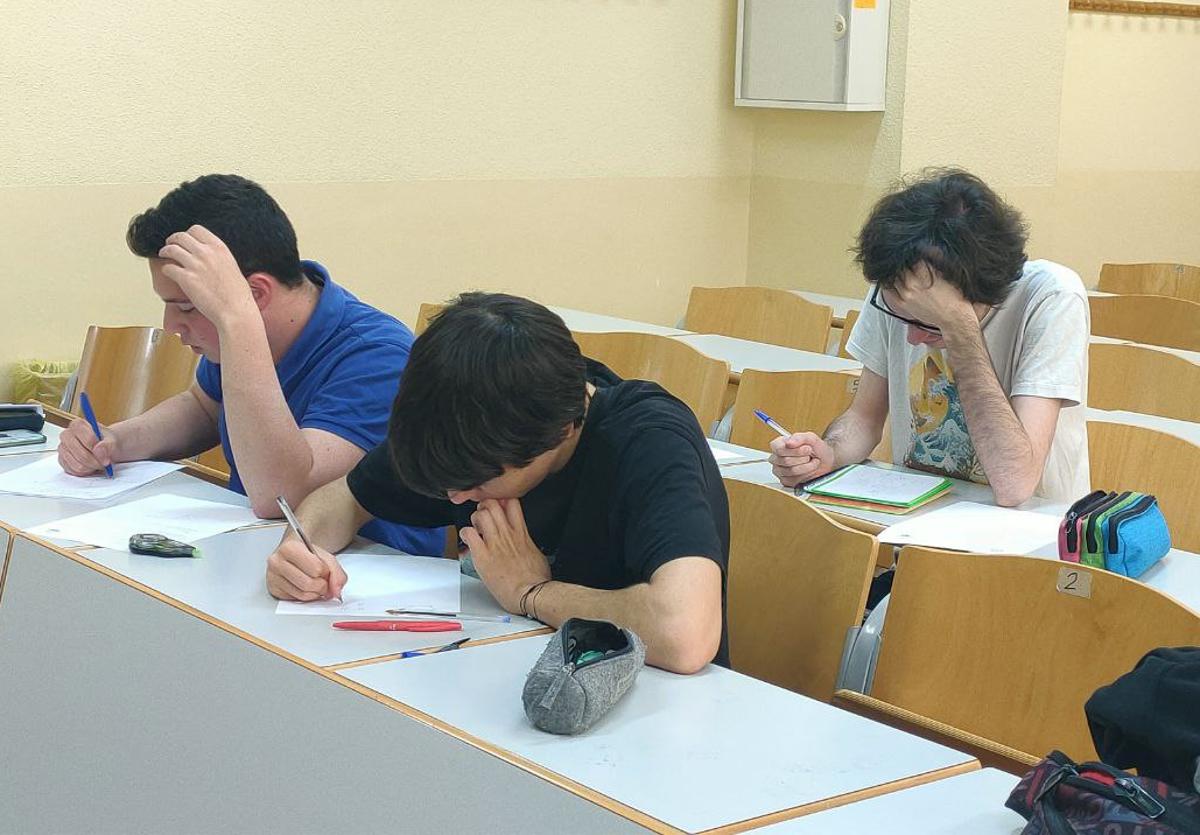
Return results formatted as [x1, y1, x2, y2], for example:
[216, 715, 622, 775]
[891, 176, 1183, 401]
[1091, 334, 1200, 366]
[720, 459, 1063, 530]
[757, 768, 1024, 834]
[0, 451, 252, 532]
[76, 525, 543, 669]
[344, 637, 977, 834]
[670, 332, 862, 375]
[549, 306, 690, 337]
[792, 291, 865, 320]
[0, 422, 62, 457]
[1088, 408, 1200, 446]
[708, 437, 771, 466]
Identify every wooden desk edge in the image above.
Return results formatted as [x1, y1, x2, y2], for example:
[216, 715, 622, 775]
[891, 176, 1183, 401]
[698, 759, 979, 835]
[834, 690, 1039, 775]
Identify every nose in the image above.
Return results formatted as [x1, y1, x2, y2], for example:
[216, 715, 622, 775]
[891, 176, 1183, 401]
[447, 489, 478, 505]
[163, 308, 185, 338]
[906, 325, 938, 346]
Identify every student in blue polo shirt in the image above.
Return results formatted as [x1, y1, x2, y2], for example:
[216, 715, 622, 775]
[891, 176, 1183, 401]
[57, 174, 442, 555]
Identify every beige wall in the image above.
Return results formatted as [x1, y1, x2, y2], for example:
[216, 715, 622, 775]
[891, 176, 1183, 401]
[1045, 12, 1200, 284]
[0, 1, 753, 400]
[748, 5, 1200, 295]
[2, 3, 1198, 401]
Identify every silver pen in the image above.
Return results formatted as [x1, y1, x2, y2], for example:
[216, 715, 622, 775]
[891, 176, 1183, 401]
[276, 495, 341, 603]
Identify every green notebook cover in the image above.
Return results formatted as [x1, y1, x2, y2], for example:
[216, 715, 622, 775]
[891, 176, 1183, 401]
[805, 464, 953, 509]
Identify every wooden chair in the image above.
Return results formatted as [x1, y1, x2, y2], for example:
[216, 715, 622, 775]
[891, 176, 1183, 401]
[685, 286, 832, 353]
[1088, 420, 1200, 552]
[1089, 294, 1200, 352]
[1098, 262, 1200, 304]
[572, 331, 730, 431]
[724, 478, 877, 701]
[1088, 342, 1200, 423]
[414, 302, 447, 335]
[861, 546, 1200, 763]
[836, 308, 860, 359]
[69, 326, 199, 425]
[729, 368, 858, 451]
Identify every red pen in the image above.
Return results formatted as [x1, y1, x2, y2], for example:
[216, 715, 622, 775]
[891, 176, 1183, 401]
[331, 620, 462, 632]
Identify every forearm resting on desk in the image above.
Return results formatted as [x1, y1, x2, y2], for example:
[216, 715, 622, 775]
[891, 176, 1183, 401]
[294, 477, 374, 553]
[526, 558, 723, 675]
[111, 388, 220, 463]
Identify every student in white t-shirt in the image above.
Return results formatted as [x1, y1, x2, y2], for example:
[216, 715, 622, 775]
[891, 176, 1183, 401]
[771, 168, 1091, 505]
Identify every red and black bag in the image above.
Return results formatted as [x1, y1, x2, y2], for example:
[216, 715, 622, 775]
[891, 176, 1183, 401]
[1006, 750, 1200, 834]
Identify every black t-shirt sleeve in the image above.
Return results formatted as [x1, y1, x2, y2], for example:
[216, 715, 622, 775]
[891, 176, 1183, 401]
[346, 444, 460, 528]
[615, 429, 729, 583]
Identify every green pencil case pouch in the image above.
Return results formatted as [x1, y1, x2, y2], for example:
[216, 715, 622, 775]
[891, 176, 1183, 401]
[1080, 491, 1138, 568]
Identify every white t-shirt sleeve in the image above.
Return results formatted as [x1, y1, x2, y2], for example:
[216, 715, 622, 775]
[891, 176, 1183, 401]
[1009, 290, 1089, 405]
[845, 292, 890, 380]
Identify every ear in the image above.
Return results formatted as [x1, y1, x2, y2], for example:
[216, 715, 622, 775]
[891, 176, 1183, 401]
[244, 273, 276, 311]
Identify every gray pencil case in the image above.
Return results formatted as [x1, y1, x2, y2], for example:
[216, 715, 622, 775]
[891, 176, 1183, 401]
[522, 618, 645, 735]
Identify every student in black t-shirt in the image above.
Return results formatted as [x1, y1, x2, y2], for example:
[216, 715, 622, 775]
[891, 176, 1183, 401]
[265, 293, 729, 673]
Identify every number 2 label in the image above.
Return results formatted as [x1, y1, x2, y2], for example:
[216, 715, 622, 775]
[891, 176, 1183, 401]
[1057, 567, 1093, 599]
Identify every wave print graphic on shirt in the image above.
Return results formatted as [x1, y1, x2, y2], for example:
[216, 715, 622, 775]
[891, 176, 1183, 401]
[905, 350, 988, 485]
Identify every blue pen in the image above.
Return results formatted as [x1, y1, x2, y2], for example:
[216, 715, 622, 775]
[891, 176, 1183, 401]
[78, 392, 114, 478]
[399, 637, 470, 659]
[753, 409, 792, 439]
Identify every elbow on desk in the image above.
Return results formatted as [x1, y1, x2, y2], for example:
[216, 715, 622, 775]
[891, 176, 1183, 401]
[649, 618, 721, 676]
[991, 478, 1037, 508]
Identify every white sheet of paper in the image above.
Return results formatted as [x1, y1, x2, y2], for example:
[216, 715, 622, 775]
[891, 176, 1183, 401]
[879, 501, 1061, 555]
[710, 447, 743, 462]
[0, 423, 62, 457]
[26, 493, 260, 551]
[809, 464, 949, 504]
[0, 455, 183, 500]
[275, 552, 461, 617]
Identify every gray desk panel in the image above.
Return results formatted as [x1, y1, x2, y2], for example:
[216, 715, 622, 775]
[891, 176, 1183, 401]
[79, 525, 543, 668]
[0, 537, 646, 835]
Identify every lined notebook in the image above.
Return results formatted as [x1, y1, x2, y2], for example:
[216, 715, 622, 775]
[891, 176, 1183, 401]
[802, 464, 953, 514]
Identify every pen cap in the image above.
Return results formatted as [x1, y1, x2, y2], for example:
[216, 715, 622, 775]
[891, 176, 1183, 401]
[522, 618, 645, 735]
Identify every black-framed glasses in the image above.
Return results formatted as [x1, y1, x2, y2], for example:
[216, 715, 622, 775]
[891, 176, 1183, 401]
[869, 285, 941, 334]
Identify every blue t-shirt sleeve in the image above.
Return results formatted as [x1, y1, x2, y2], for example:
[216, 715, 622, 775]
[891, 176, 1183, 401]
[298, 338, 409, 452]
[195, 358, 222, 402]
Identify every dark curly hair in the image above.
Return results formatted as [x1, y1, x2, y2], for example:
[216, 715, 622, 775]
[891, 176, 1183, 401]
[854, 168, 1029, 306]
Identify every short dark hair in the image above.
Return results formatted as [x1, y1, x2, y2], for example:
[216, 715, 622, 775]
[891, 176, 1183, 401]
[126, 174, 304, 287]
[388, 293, 589, 497]
[853, 168, 1029, 306]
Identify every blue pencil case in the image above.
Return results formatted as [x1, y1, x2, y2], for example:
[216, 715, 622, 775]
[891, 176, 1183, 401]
[1098, 493, 1171, 578]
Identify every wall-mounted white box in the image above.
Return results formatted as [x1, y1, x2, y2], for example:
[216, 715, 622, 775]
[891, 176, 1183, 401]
[735, 0, 891, 112]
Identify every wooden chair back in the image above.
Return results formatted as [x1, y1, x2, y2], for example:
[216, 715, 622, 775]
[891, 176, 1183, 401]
[837, 308, 860, 359]
[414, 302, 447, 335]
[1089, 294, 1200, 352]
[729, 369, 858, 450]
[1098, 262, 1200, 304]
[572, 331, 730, 431]
[685, 286, 832, 353]
[870, 546, 1200, 762]
[1089, 342, 1200, 423]
[69, 326, 199, 425]
[1088, 420, 1200, 552]
[724, 478, 877, 700]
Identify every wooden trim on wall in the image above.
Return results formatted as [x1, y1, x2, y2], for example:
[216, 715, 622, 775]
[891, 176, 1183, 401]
[1070, 0, 1200, 18]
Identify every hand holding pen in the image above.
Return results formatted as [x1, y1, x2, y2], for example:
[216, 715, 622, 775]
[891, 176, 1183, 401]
[756, 409, 838, 488]
[272, 495, 347, 602]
